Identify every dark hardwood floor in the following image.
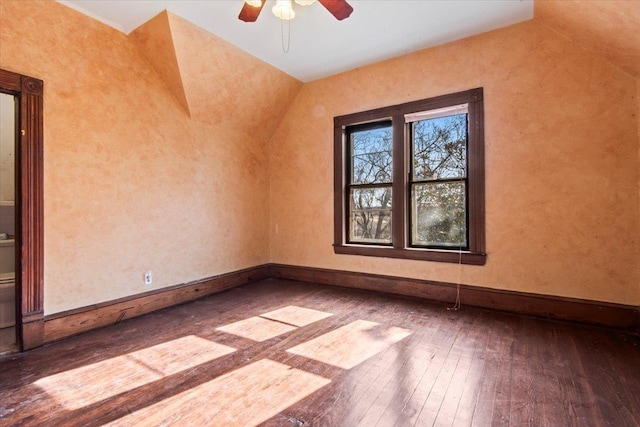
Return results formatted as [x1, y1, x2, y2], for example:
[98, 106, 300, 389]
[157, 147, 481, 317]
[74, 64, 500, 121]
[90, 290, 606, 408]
[1, 278, 639, 426]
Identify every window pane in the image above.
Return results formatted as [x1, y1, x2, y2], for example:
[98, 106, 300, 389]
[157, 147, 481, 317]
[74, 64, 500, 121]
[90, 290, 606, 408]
[349, 187, 392, 244]
[411, 182, 466, 247]
[350, 125, 392, 185]
[413, 114, 467, 181]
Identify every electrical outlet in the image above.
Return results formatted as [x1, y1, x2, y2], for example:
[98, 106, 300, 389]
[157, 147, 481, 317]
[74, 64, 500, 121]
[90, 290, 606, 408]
[144, 270, 152, 285]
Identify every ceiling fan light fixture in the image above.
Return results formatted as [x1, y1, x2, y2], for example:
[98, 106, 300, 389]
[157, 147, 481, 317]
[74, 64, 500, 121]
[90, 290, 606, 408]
[272, 0, 296, 20]
[245, 0, 263, 7]
[295, 0, 316, 6]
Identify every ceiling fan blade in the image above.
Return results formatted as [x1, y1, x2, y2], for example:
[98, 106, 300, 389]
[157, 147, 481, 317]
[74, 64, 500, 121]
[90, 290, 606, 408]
[239, 1, 266, 22]
[318, 0, 353, 20]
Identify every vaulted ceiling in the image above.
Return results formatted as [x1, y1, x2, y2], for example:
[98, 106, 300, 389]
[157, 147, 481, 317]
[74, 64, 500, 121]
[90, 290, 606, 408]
[58, 0, 535, 82]
[58, 1, 640, 82]
[56, 0, 639, 136]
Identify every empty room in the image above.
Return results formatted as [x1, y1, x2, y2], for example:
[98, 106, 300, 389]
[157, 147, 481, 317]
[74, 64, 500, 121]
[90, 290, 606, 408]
[0, 0, 639, 425]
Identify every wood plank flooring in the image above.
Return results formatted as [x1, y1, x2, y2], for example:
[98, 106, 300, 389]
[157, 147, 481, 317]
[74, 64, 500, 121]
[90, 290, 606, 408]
[1, 278, 639, 426]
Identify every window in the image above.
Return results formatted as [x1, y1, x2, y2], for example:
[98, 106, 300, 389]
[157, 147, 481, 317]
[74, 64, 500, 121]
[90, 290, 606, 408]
[334, 88, 486, 265]
[347, 121, 393, 245]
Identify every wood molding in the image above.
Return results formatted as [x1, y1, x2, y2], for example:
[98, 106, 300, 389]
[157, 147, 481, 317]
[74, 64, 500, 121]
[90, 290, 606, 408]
[41, 262, 638, 345]
[0, 69, 21, 92]
[269, 264, 639, 332]
[44, 265, 270, 343]
[1, 68, 45, 350]
[19, 75, 45, 350]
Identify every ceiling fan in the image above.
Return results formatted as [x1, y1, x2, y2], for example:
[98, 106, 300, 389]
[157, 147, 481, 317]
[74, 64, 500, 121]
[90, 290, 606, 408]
[239, 0, 354, 22]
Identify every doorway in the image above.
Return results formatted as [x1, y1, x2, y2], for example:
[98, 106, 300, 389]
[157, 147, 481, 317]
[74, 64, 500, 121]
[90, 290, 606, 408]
[0, 68, 44, 353]
[0, 92, 17, 354]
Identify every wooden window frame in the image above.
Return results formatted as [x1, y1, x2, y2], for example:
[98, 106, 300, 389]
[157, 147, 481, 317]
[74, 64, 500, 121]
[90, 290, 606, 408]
[333, 88, 486, 265]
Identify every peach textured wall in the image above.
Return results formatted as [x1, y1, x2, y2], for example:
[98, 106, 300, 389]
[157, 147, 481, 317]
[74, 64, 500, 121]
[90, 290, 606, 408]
[165, 13, 302, 140]
[0, 0, 293, 314]
[130, 11, 302, 141]
[269, 19, 640, 305]
[535, 0, 640, 79]
[129, 11, 191, 116]
[0, 0, 638, 314]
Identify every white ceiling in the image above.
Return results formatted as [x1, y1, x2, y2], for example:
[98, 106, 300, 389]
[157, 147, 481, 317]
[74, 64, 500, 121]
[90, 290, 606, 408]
[57, 0, 534, 82]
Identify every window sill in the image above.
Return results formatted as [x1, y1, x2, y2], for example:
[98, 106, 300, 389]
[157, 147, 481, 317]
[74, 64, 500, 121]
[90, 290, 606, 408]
[333, 244, 487, 265]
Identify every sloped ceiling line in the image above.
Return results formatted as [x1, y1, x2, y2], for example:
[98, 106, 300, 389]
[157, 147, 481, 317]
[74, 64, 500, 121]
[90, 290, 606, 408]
[129, 11, 192, 117]
[129, 10, 302, 140]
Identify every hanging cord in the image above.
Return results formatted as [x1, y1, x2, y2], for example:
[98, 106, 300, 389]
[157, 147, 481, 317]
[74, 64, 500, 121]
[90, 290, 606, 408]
[447, 244, 463, 311]
[280, 15, 291, 53]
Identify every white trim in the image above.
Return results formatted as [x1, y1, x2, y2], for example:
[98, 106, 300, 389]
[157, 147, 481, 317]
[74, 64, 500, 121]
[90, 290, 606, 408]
[405, 104, 468, 123]
[0, 239, 14, 247]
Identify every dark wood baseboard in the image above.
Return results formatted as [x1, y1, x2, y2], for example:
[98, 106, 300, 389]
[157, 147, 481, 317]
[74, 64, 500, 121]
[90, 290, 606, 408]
[44, 265, 270, 343]
[42, 263, 638, 345]
[269, 264, 640, 332]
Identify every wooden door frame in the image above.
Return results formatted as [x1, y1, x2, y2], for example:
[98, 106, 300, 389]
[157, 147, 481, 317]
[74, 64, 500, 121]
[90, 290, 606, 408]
[0, 68, 44, 350]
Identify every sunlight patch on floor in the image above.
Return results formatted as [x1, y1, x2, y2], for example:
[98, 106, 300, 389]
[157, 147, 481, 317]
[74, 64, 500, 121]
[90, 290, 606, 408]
[215, 316, 297, 341]
[260, 305, 333, 327]
[287, 319, 412, 369]
[215, 306, 333, 341]
[106, 359, 331, 427]
[34, 335, 236, 410]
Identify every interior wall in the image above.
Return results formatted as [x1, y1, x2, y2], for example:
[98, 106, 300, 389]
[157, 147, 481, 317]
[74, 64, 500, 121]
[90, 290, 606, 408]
[0, 94, 15, 205]
[269, 19, 640, 305]
[1, 0, 638, 315]
[0, 0, 289, 314]
[534, 0, 640, 79]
